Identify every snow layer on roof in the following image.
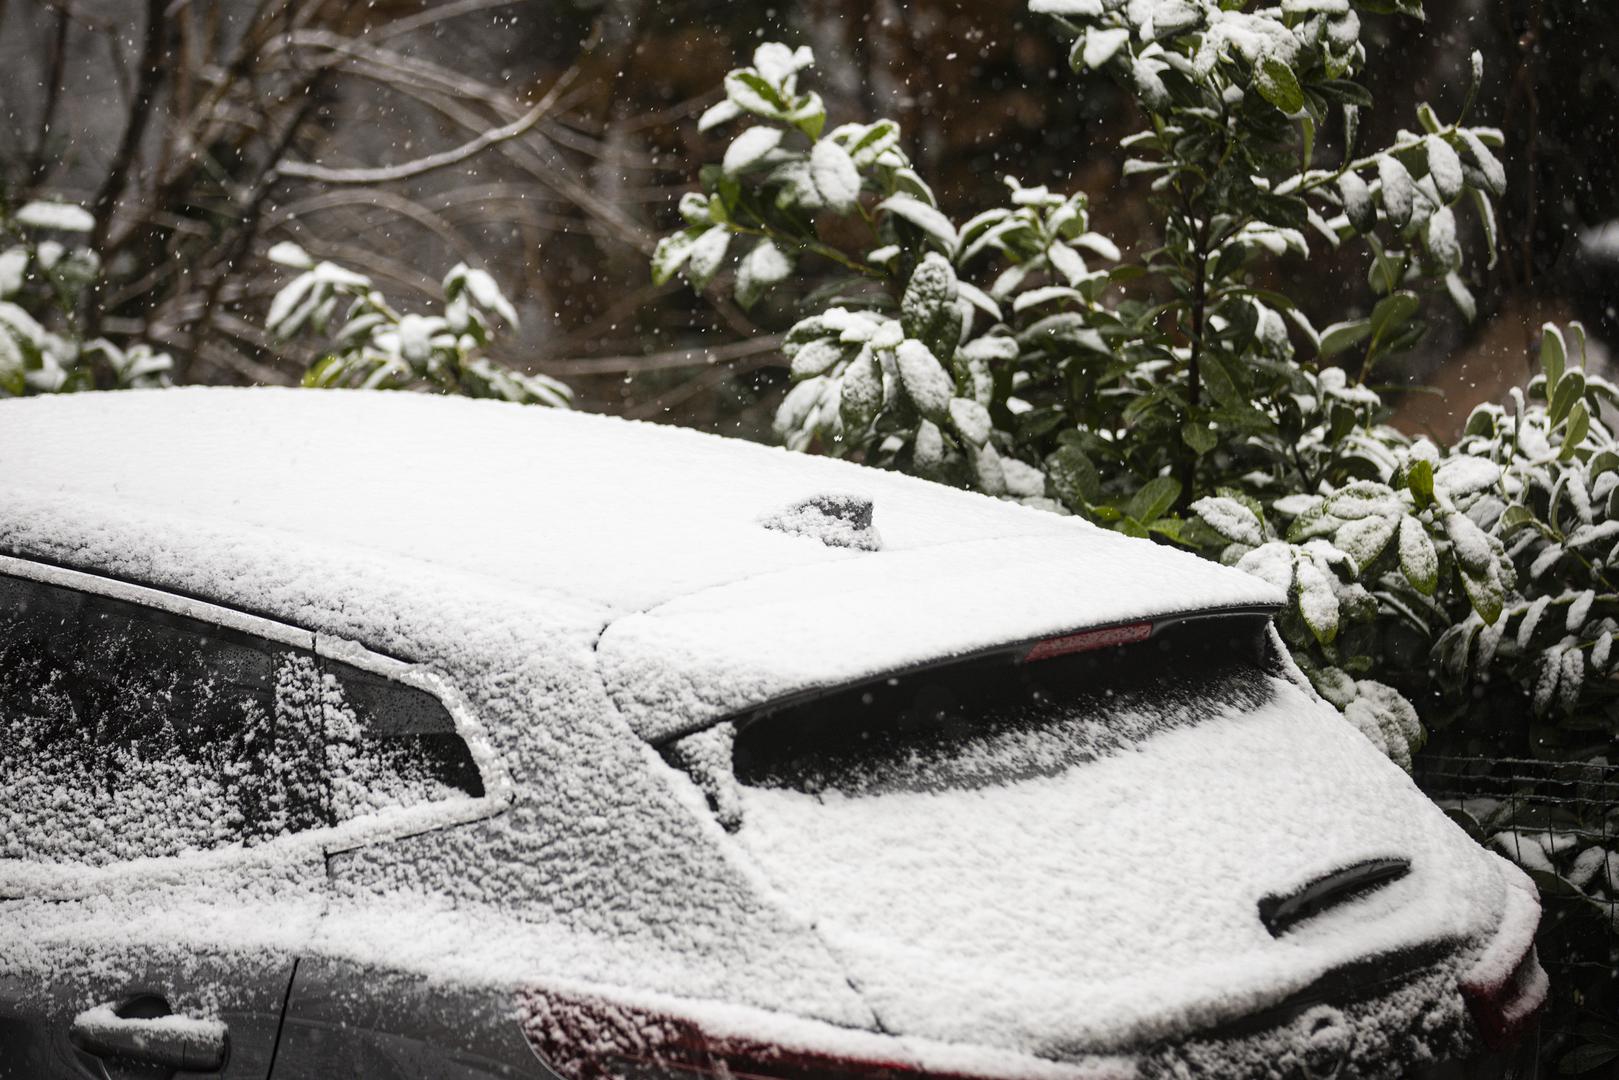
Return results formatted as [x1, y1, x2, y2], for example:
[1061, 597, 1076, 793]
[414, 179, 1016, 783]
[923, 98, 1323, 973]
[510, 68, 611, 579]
[0, 387, 1096, 615]
[0, 389, 1277, 716]
[732, 675, 1509, 1056]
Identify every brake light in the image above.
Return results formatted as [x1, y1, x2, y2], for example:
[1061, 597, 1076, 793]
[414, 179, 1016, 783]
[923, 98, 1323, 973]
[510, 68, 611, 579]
[1460, 942, 1547, 1053]
[1021, 622, 1151, 663]
[1458, 868, 1548, 1052]
[516, 985, 1128, 1080]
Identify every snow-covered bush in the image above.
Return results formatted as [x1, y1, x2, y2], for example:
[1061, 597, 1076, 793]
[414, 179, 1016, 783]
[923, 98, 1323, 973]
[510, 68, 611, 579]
[657, 6, 1505, 741]
[266, 243, 571, 407]
[0, 199, 172, 394]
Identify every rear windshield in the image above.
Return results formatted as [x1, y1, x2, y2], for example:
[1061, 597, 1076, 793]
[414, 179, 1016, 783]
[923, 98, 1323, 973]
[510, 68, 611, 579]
[727, 615, 1277, 798]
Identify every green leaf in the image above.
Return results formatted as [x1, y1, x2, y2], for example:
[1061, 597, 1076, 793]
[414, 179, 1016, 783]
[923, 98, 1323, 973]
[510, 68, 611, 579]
[1368, 290, 1420, 356]
[1541, 322, 1567, 390]
[1255, 57, 1305, 114]
[1500, 504, 1537, 531]
[1048, 445, 1102, 507]
[0, 326, 26, 394]
[1407, 458, 1434, 508]
[1199, 350, 1243, 407]
[1562, 400, 1591, 458]
[1560, 1044, 1619, 1076]
[1314, 79, 1373, 109]
[1319, 319, 1371, 358]
[1182, 420, 1218, 456]
[1461, 567, 1504, 625]
[1549, 368, 1586, 425]
[1126, 476, 1182, 525]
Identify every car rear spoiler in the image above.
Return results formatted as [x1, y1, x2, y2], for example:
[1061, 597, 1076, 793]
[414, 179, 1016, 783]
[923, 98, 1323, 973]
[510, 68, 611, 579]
[657, 603, 1281, 749]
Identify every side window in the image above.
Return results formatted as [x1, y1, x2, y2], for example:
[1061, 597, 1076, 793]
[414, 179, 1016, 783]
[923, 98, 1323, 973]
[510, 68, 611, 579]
[0, 572, 481, 866]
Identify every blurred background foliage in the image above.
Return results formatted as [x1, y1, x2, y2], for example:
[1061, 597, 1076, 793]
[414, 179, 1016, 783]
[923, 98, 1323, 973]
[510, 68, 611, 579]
[2, 0, 1617, 437]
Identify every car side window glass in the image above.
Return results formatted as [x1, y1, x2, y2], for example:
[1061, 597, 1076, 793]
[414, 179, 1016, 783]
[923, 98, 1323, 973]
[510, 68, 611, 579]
[0, 572, 481, 867]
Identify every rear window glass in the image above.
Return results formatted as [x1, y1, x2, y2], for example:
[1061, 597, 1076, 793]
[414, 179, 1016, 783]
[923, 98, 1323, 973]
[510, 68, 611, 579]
[728, 616, 1276, 797]
[0, 572, 481, 866]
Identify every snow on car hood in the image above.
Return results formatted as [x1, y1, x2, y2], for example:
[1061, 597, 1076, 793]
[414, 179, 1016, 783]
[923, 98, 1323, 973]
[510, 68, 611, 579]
[597, 533, 1280, 743]
[731, 674, 1511, 1057]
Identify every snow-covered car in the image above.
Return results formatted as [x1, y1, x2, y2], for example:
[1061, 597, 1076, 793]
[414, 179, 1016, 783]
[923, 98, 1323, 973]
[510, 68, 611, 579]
[0, 388, 1544, 1080]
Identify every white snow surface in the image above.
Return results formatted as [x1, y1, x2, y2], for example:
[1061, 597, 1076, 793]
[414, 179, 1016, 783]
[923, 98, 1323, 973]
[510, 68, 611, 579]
[0, 387, 1279, 742]
[733, 674, 1509, 1055]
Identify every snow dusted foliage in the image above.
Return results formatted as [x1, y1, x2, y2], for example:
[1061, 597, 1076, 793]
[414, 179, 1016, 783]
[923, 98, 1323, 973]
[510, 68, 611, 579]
[654, 8, 1531, 772]
[657, 7, 1502, 529]
[0, 199, 172, 395]
[267, 242, 571, 407]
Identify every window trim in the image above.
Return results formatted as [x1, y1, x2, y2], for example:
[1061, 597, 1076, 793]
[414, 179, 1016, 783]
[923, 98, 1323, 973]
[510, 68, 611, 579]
[0, 554, 515, 900]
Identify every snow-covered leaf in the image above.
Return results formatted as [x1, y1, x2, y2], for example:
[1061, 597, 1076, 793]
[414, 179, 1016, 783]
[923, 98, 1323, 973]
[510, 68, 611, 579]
[895, 338, 954, 420]
[1255, 57, 1305, 115]
[839, 346, 884, 430]
[1425, 205, 1460, 269]
[723, 126, 785, 176]
[1191, 496, 1265, 547]
[1378, 155, 1416, 229]
[0, 248, 26, 298]
[1081, 27, 1131, 70]
[735, 240, 792, 309]
[1426, 136, 1464, 202]
[14, 201, 94, 232]
[1296, 558, 1340, 645]
[1030, 0, 1103, 13]
[1335, 513, 1397, 571]
[1047, 243, 1087, 286]
[651, 230, 698, 286]
[1398, 515, 1438, 595]
[685, 227, 733, 290]
[948, 397, 993, 446]
[879, 195, 959, 254]
[697, 99, 741, 132]
[809, 139, 862, 212]
[267, 241, 314, 269]
[1338, 171, 1376, 234]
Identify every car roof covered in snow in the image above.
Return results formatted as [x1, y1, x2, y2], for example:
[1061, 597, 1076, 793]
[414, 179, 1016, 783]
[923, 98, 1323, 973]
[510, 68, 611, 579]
[0, 388, 1281, 738]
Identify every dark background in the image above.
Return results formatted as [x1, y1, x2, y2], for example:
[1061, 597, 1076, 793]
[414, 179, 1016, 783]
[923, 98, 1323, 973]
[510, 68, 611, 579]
[1, 0, 1616, 438]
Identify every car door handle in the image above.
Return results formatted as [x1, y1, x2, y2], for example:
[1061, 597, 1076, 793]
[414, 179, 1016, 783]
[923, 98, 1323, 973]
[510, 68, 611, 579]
[70, 999, 229, 1071]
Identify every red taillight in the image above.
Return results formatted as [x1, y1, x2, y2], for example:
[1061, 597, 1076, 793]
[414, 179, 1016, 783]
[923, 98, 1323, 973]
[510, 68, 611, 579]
[1460, 942, 1548, 1052]
[1459, 867, 1549, 1052]
[1021, 622, 1152, 663]
[516, 985, 1128, 1080]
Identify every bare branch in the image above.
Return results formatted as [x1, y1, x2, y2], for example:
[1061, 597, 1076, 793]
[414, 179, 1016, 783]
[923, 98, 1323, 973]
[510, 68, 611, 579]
[88, 0, 168, 260]
[546, 335, 784, 377]
[277, 66, 578, 185]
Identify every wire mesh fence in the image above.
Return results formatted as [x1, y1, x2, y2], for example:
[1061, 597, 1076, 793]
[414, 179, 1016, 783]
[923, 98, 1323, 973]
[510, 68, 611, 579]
[1414, 754, 1619, 1073]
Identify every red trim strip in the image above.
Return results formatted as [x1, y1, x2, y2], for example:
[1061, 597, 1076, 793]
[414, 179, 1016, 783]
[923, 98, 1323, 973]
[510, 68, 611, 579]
[1021, 622, 1152, 663]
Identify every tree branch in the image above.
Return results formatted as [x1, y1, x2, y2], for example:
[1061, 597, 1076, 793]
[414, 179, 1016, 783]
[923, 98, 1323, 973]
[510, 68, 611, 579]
[276, 66, 576, 184]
